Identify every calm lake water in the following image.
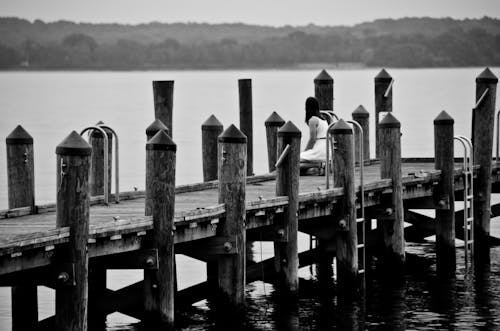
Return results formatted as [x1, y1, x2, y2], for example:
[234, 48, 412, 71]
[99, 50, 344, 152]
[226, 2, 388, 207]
[0, 68, 499, 330]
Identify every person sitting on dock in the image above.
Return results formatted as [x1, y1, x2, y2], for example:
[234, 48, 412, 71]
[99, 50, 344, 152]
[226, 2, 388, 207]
[300, 96, 329, 175]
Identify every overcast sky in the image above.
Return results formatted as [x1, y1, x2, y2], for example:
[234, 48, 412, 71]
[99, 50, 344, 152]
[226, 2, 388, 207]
[2, 0, 500, 26]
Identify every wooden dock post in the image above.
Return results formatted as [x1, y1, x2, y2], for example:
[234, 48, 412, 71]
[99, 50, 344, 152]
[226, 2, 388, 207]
[375, 69, 393, 158]
[379, 113, 405, 267]
[153, 80, 174, 137]
[265, 111, 285, 172]
[55, 131, 92, 331]
[144, 130, 176, 328]
[331, 119, 358, 287]
[434, 111, 456, 276]
[238, 78, 253, 176]
[89, 121, 112, 197]
[88, 123, 111, 329]
[146, 119, 169, 141]
[472, 68, 498, 260]
[352, 105, 370, 163]
[6, 125, 38, 331]
[314, 69, 334, 111]
[274, 121, 301, 293]
[217, 124, 247, 306]
[202, 115, 223, 181]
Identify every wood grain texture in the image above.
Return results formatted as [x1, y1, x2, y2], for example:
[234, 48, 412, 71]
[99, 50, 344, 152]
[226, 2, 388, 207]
[217, 138, 246, 305]
[379, 118, 405, 266]
[333, 126, 358, 286]
[434, 114, 456, 275]
[144, 136, 176, 328]
[239, 79, 253, 176]
[89, 128, 112, 197]
[153, 81, 174, 137]
[472, 73, 497, 258]
[55, 153, 90, 331]
[274, 127, 300, 293]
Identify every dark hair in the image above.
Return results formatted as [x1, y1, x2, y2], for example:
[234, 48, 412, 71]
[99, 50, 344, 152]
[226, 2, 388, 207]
[305, 96, 321, 124]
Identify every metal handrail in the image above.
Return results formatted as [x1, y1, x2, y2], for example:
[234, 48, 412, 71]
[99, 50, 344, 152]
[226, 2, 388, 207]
[81, 126, 109, 205]
[347, 120, 365, 275]
[325, 120, 338, 189]
[97, 124, 120, 204]
[475, 88, 489, 109]
[384, 79, 394, 98]
[320, 110, 339, 123]
[454, 135, 474, 266]
[496, 110, 500, 162]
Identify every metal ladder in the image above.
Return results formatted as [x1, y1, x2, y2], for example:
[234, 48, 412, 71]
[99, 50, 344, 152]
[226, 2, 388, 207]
[348, 120, 366, 275]
[81, 122, 120, 205]
[326, 119, 366, 275]
[454, 135, 473, 267]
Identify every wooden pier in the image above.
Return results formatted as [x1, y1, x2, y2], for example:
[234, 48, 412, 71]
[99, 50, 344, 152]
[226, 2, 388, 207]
[1, 68, 499, 330]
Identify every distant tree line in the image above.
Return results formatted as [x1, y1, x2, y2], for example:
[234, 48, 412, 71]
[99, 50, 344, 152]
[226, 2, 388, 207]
[1, 26, 499, 69]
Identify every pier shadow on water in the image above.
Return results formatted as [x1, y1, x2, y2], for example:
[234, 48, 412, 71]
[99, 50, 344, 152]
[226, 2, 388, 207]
[112, 244, 500, 330]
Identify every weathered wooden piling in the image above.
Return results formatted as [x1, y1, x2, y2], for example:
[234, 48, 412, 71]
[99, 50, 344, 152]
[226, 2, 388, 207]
[202, 115, 223, 181]
[146, 119, 169, 141]
[314, 69, 334, 111]
[332, 119, 358, 287]
[274, 121, 301, 293]
[144, 130, 176, 328]
[265, 111, 285, 172]
[434, 111, 456, 276]
[378, 113, 405, 266]
[217, 124, 247, 305]
[153, 80, 174, 137]
[472, 68, 498, 259]
[375, 69, 393, 158]
[6, 125, 38, 331]
[238, 78, 253, 176]
[55, 131, 92, 331]
[352, 105, 370, 163]
[89, 122, 112, 197]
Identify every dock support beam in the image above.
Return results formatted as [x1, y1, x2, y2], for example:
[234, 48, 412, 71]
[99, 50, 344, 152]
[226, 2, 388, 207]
[144, 130, 176, 329]
[314, 69, 334, 111]
[379, 113, 405, 267]
[153, 80, 174, 137]
[274, 121, 301, 294]
[375, 69, 393, 158]
[434, 111, 456, 276]
[202, 115, 223, 181]
[472, 68, 498, 261]
[265, 111, 285, 172]
[352, 105, 370, 163]
[6, 125, 38, 331]
[55, 131, 92, 331]
[89, 122, 112, 197]
[239, 79, 253, 176]
[332, 120, 358, 288]
[217, 124, 247, 306]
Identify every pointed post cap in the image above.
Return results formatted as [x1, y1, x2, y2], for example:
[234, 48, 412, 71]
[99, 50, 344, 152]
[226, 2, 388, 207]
[476, 67, 498, 84]
[218, 124, 247, 143]
[146, 129, 176, 151]
[56, 131, 92, 156]
[434, 111, 454, 125]
[201, 115, 223, 130]
[352, 105, 369, 118]
[375, 68, 393, 82]
[278, 121, 301, 137]
[379, 112, 400, 128]
[331, 119, 353, 134]
[146, 119, 169, 137]
[6, 125, 33, 144]
[265, 111, 286, 127]
[314, 69, 333, 83]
